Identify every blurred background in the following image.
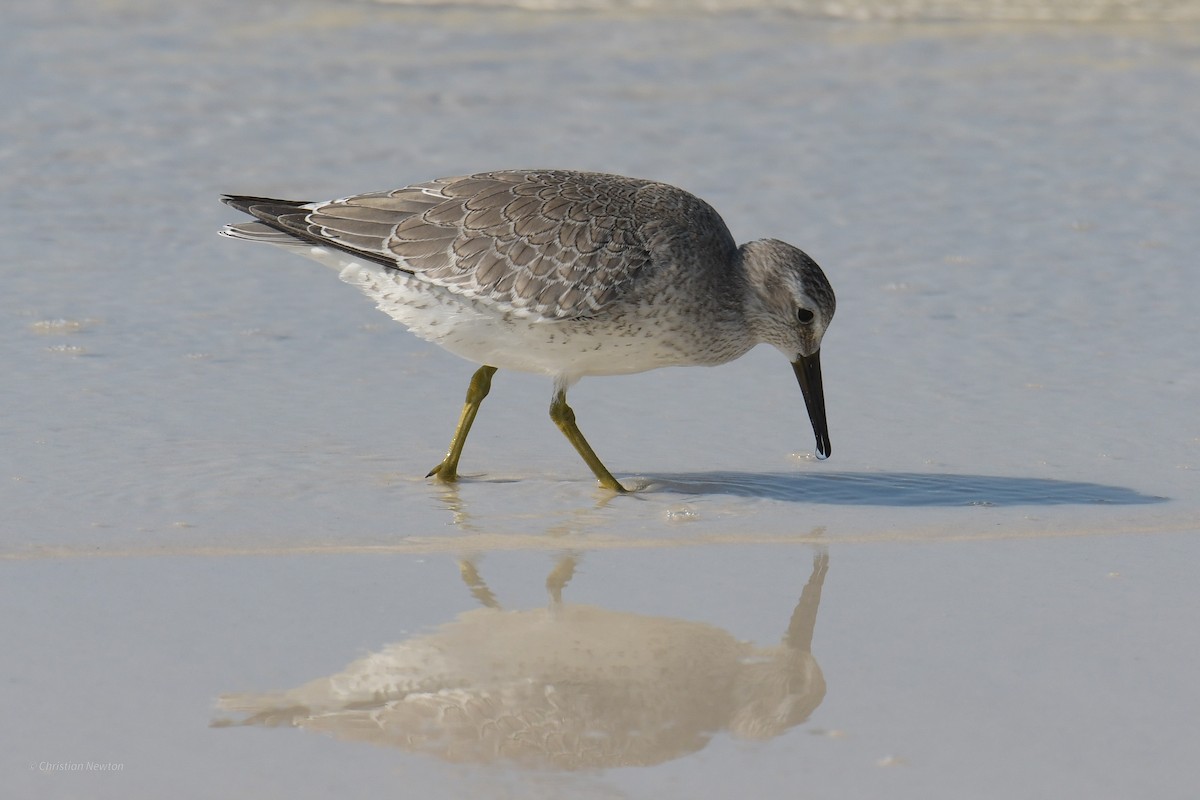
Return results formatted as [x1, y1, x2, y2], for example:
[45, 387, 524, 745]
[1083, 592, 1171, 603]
[3, 1, 1198, 797]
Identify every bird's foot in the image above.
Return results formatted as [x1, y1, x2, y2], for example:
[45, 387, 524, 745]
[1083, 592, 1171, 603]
[426, 461, 460, 482]
[598, 476, 629, 494]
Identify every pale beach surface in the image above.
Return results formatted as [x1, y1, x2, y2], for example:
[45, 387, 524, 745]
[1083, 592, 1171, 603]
[2, 1, 1198, 797]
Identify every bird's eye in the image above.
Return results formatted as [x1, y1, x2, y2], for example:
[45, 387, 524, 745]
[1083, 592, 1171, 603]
[796, 308, 815, 324]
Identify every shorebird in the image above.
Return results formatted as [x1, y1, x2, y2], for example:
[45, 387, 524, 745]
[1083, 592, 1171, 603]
[220, 170, 835, 492]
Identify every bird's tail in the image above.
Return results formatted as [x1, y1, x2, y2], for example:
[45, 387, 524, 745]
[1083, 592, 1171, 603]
[218, 195, 314, 249]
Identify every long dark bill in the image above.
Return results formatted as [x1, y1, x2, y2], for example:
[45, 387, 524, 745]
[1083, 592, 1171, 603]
[792, 350, 831, 460]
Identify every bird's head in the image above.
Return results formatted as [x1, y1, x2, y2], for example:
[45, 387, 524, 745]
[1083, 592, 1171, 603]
[739, 239, 836, 459]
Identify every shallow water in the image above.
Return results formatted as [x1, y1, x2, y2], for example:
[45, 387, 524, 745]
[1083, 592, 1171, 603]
[3, 1, 1198, 797]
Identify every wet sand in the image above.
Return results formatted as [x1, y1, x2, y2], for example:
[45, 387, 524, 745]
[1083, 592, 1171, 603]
[3, 1, 1198, 797]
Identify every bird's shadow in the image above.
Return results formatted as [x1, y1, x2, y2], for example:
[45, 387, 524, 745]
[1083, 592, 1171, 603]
[634, 471, 1167, 507]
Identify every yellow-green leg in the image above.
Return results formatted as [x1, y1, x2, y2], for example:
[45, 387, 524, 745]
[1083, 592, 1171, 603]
[427, 365, 497, 482]
[549, 388, 627, 493]
[545, 554, 578, 605]
[458, 559, 500, 609]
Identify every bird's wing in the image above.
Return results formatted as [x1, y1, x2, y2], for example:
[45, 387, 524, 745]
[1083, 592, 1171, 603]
[226, 170, 663, 320]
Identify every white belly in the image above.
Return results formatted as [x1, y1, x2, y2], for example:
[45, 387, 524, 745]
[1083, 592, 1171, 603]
[331, 254, 717, 384]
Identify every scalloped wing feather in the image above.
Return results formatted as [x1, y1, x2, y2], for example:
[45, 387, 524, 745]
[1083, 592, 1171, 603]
[299, 170, 658, 320]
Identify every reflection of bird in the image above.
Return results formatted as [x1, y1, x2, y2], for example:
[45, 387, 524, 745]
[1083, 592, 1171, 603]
[216, 553, 829, 770]
[220, 170, 835, 492]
